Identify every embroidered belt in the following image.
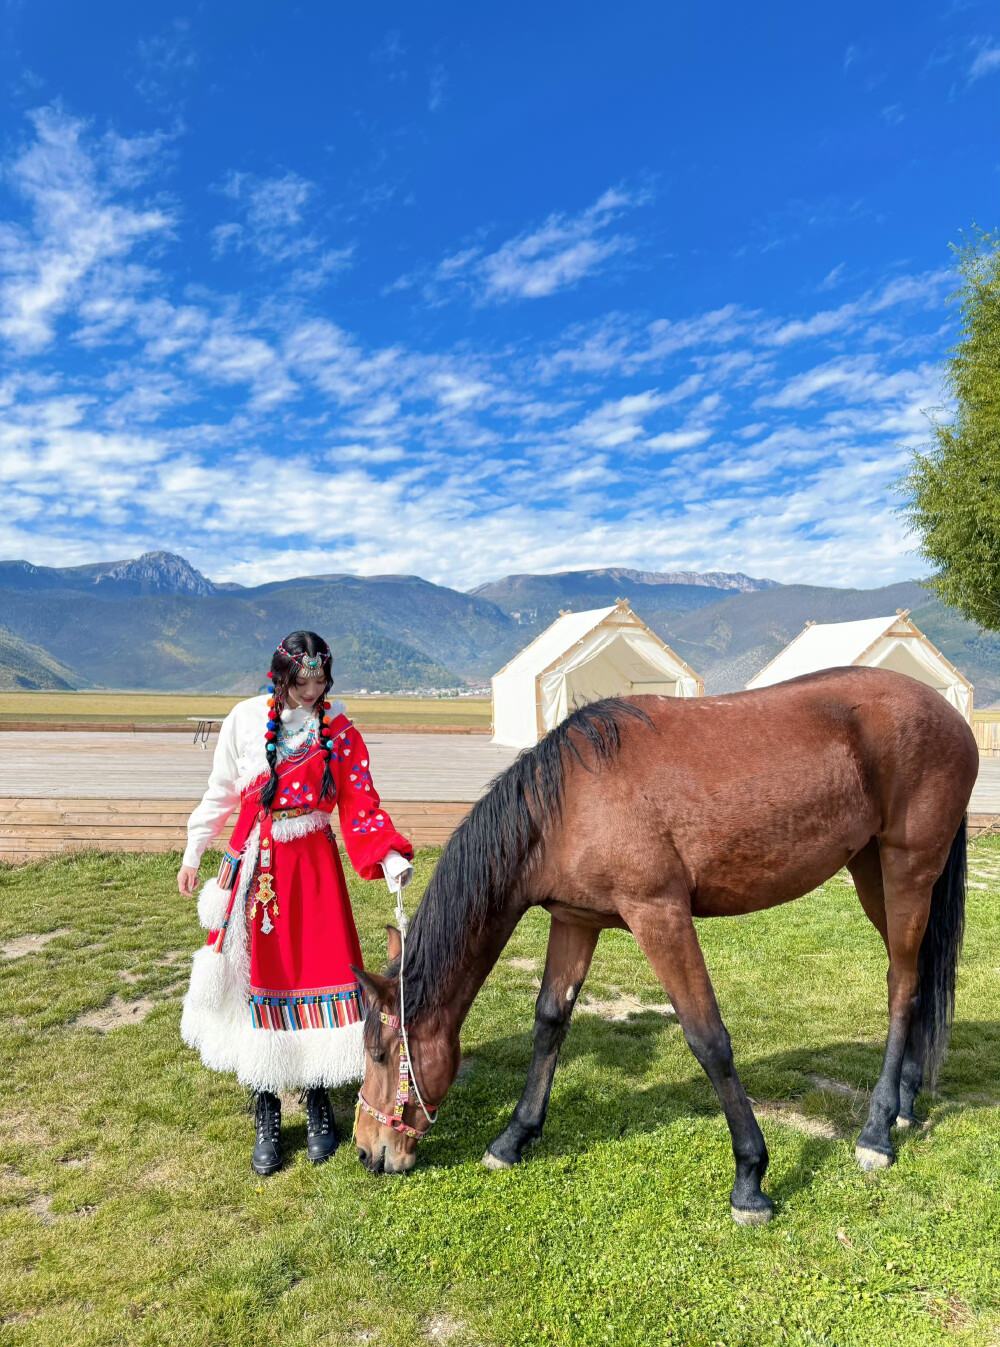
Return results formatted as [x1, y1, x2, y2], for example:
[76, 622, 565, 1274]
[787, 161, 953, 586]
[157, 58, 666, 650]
[272, 806, 311, 821]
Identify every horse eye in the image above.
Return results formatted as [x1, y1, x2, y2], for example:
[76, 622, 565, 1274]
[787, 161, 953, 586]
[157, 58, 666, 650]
[371, 1050, 386, 1064]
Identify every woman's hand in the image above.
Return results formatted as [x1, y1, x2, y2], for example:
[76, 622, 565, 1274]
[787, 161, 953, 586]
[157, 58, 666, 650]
[177, 865, 200, 897]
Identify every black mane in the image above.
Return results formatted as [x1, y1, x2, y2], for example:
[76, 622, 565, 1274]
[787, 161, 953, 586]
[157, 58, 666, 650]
[371, 697, 651, 1039]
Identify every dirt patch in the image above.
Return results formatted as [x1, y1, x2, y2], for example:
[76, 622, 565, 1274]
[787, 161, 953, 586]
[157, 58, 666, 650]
[925, 1295, 974, 1332]
[0, 928, 71, 959]
[506, 957, 538, 972]
[27, 1193, 57, 1225]
[74, 995, 159, 1031]
[59, 1154, 90, 1168]
[119, 969, 144, 984]
[141, 1159, 184, 1187]
[424, 1316, 466, 1342]
[27, 1193, 97, 1225]
[579, 991, 675, 1022]
[0, 1164, 33, 1196]
[1, 1110, 51, 1147]
[157, 950, 188, 966]
[752, 1100, 841, 1140]
[808, 1074, 870, 1104]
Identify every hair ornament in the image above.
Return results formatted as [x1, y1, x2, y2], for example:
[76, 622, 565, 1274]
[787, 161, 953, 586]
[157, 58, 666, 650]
[276, 639, 329, 674]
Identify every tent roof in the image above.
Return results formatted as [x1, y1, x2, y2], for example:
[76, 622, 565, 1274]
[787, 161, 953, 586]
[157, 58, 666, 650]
[746, 613, 972, 691]
[494, 606, 619, 680]
[748, 616, 898, 687]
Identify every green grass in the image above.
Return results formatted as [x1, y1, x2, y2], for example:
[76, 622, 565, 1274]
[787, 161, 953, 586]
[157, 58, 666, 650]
[0, 691, 492, 728]
[1, 841, 999, 1345]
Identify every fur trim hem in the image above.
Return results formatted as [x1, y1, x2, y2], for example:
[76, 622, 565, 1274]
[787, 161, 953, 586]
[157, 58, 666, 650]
[181, 799, 363, 1093]
[180, 946, 365, 1092]
[197, 878, 234, 931]
[271, 810, 331, 842]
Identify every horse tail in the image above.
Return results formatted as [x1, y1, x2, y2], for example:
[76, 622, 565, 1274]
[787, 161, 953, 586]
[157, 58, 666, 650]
[914, 816, 967, 1089]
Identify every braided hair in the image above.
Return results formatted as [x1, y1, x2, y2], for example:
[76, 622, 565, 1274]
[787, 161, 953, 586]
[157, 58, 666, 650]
[260, 630, 338, 812]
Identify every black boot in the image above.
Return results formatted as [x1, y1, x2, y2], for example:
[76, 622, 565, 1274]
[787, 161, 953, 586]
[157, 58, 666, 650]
[251, 1091, 283, 1176]
[304, 1087, 338, 1164]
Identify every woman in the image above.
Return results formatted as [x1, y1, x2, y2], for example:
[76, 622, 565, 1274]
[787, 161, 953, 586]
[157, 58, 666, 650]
[177, 631, 413, 1175]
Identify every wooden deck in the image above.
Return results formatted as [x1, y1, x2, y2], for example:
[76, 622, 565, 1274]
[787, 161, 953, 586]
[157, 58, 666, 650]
[0, 731, 517, 801]
[0, 730, 516, 864]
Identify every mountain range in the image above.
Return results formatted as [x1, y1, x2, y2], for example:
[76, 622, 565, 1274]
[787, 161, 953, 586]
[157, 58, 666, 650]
[0, 551, 996, 706]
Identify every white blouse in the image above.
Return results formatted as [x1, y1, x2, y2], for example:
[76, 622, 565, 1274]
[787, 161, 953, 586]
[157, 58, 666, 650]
[183, 695, 413, 892]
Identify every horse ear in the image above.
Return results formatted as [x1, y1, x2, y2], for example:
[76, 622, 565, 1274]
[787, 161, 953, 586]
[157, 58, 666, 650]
[386, 924, 401, 962]
[351, 965, 393, 1007]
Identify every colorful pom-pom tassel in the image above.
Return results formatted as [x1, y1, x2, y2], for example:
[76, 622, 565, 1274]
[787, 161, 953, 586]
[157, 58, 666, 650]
[265, 730, 276, 742]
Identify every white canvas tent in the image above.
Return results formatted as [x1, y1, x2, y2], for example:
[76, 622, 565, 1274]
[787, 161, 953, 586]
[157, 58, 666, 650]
[745, 610, 973, 721]
[492, 598, 704, 748]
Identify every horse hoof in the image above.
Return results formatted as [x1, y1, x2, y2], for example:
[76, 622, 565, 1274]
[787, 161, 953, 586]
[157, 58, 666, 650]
[481, 1149, 513, 1171]
[731, 1204, 773, 1226]
[895, 1114, 917, 1130]
[856, 1144, 894, 1171]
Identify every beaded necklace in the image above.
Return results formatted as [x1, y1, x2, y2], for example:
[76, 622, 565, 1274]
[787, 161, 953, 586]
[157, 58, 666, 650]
[277, 708, 319, 764]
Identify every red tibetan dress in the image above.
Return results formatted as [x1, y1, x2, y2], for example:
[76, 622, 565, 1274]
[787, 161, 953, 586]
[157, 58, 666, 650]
[181, 701, 412, 1094]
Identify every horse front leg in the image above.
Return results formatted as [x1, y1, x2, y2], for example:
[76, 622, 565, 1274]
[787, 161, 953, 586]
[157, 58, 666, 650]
[483, 916, 599, 1169]
[624, 899, 773, 1226]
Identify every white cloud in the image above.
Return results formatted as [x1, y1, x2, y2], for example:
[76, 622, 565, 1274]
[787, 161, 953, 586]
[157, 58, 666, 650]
[0, 107, 954, 594]
[211, 170, 354, 286]
[404, 186, 647, 305]
[0, 108, 172, 352]
[133, 19, 198, 107]
[969, 39, 1000, 81]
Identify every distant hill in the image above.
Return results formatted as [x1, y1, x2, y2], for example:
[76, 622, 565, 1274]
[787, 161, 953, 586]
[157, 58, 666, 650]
[471, 566, 778, 632]
[0, 552, 994, 703]
[0, 565, 509, 692]
[0, 625, 79, 690]
[0, 551, 219, 597]
[651, 581, 1000, 706]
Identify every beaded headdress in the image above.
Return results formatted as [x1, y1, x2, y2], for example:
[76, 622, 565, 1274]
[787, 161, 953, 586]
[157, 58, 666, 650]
[276, 639, 330, 675]
[264, 638, 334, 762]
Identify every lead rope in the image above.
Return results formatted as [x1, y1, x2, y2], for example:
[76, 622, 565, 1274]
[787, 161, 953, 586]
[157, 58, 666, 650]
[392, 878, 437, 1128]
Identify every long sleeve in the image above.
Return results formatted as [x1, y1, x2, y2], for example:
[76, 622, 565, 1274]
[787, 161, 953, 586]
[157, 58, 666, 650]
[183, 708, 242, 868]
[335, 724, 413, 880]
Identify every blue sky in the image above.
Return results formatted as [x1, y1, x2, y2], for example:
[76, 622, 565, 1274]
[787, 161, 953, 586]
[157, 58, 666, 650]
[0, 2, 996, 590]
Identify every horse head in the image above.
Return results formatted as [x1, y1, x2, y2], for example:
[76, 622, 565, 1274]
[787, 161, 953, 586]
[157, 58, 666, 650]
[352, 925, 461, 1175]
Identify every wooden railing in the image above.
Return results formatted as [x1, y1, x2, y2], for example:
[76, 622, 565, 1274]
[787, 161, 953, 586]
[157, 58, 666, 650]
[974, 719, 1000, 757]
[0, 798, 470, 866]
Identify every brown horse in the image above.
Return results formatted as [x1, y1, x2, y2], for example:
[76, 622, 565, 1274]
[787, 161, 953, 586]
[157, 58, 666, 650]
[353, 667, 978, 1224]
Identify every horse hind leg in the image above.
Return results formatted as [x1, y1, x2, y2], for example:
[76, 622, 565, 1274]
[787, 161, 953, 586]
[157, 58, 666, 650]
[483, 917, 600, 1170]
[854, 842, 942, 1171]
[847, 839, 924, 1131]
[624, 897, 772, 1226]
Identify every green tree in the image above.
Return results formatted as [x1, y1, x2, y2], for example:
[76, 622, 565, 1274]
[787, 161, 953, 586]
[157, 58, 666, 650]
[896, 226, 1000, 629]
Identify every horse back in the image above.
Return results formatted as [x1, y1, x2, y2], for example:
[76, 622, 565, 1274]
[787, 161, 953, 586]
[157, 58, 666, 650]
[551, 667, 978, 918]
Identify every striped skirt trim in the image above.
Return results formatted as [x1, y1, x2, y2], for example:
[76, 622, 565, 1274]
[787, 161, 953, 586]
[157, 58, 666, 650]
[248, 982, 365, 1032]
